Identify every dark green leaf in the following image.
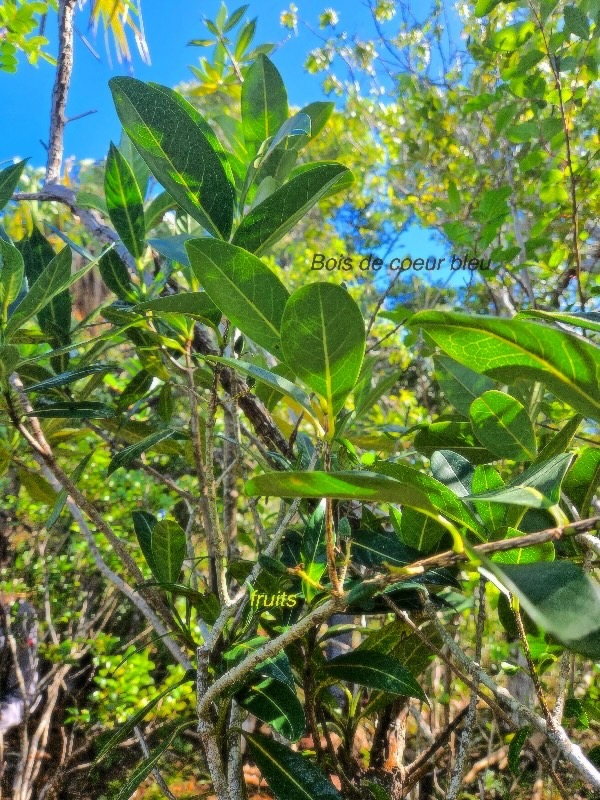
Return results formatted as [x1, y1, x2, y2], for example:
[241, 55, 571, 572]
[469, 465, 505, 535]
[0, 239, 24, 319]
[117, 368, 153, 410]
[517, 309, 600, 334]
[144, 191, 177, 230]
[563, 5, 589, 38]
[27, 401, 115, 419]
[470, 390, 537, 461]
[280, 282, 365, 419]
[0, 344, 19, 379]
[105, 142, 146, 259]
[508, 726, 531, 775]
[186, 238, 289, 355]
[133, 510, 159, 577]
[134, 292, 222, 328]
[414, 421, 495, 464]
[0, 159, 27, 211]
[244, 731, 342, 800]
[411, 311, 600, 421]
[430, 450, 474, 497]
[323, 651, 427, 701]
[108, 428, 179, 475]
[47, 453, 92, 530]
[233, 163, 353, 255]
[25, 364, 114, 393]
[151, 520, 186, 584]
[110, 77, 234, 238]
[242, 54, 288, 158]
[239, 678, 305, 741]
[399, 508, 447, 552]
[563, 447, 600, 516]
[99, 249, 137, 301]
[299, 101, 334, 138]
[434, 355, 494, 417]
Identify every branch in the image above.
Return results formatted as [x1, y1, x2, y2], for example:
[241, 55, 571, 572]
[46, 0, 77, 184]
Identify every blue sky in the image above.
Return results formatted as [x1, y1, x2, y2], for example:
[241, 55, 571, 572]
[1, 0, 461, 286]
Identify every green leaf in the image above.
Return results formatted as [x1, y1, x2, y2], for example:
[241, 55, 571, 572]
[410, 311, 600, 421]
[0, 239, 24, 320]
[148, 234, 193, 266]
[5, 245, 101, 342]
[246, 467, 484, 537]
[242, 54, 288, 158]
[299, 101, 334, 138]
[532, 415, 581, 466]
[25, 364, 114, 393]
[151, 519, 186, 584]
[487, 560, 600, 659]
[239, 678, 305, 741]
[205, 356, 320, 426]
[0, 159, 27, 211]
[134, 292, 222, 328]
[94, 671, 195, 762]
[244, 731, 342, 800]
[233, 163, 353, 256]
[469, 390, 537, 462]
[145, 190, 177, 230]
[108, 428, 179, 475]
[47, 453, 92, 530]
[562, 447, 600, 516]
[465, 453, 573, 509]
[117, 369, 153, 410]
[322, 651, 427, 702]
[280, 283, 365, 419]
[186, 238, 289, 355]
[0, 344, 19, 380]
[105, 142, 146, 260]
[26, 401, 115, 419]
[430, 450, 474, 497]
[224, 4, 249, 32]
[508, 726, 531, 775]
[474, 0, 511, 15]
[132, 510, 159, 576]
[563, 5, 589, 38]
[115, 719, 194, 800]
[491, 527, 554, 564]
[470, 465, 505, 534]
[119, 129, 151, 198]
[414, 422, 495, 464]
[99, 249, 137, 301]
[434, 355, 494, 417]
[399, 508, 447, 553]
[517, 309, 600, 334]
[109, 77, 234, 239]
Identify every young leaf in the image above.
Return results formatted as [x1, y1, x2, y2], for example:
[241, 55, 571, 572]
[410, 311, 600, 421]
[0, 159, 27, 211]
[109, 77, 235, 239]
[151, 520, 186, 584]
[469, 390, 537, 462]
[244, 731, 343, 800]
[186, 238, 289, 355]
[238, 678, 305, 741]
[280, 283, 365, 420]
[322, 651, 427, 702]
[105, 142, 146, 260]
[0, 239, 24, 320]
[233, 163, 353, 255]
[242, 54, 288, 158]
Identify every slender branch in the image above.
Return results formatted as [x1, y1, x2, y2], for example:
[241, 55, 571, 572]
[46, 0, 77, 184]
[133, 726, 176, 800]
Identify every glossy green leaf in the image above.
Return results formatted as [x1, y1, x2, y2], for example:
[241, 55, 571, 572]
[517, 309, 600, 334]
[132, 510, 159, 576]
[110, 77, 234, 238]
[0, 159, 27, 211]
[246, 467, 484, 537]
[25, 364, 114, 393]
[134, 292, 222, 328]
[108, 428, 179, 475]
[233, 163, 353, 255]
[186, 238, 289, 355]
[244, 731, 342, 800]
[105, 142, 146, 259]
[487, 560, 600, 659]
[280, 283, 365, 419]
[414, 421, 495, 464]
[470, 390, 537, 462]
[563, 447, 600, 516]
[465, 453, 573, 509]
[430, 450, 474, 497]
[5, 245, 101, 342]
[0, 239, 24, 320]
[151, 520, 186, 584]
[532, 415, 581, 466]
[410, 311, 600, 421]
[469, 465, 505, 534]
[491, 527, 554, 564]
[239, 678, 305, 741]
[99, 249, 137, 301]
[434, 355, 494, 417]
[147, 235, 194, 266]
[399, 508, 447, 553]
[242, 54, 288, 158]
[299, 101, 334, 138]
[323, 651, 427, 702]
[26, 401, 115, 419]
[206, 356, 319, 426]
